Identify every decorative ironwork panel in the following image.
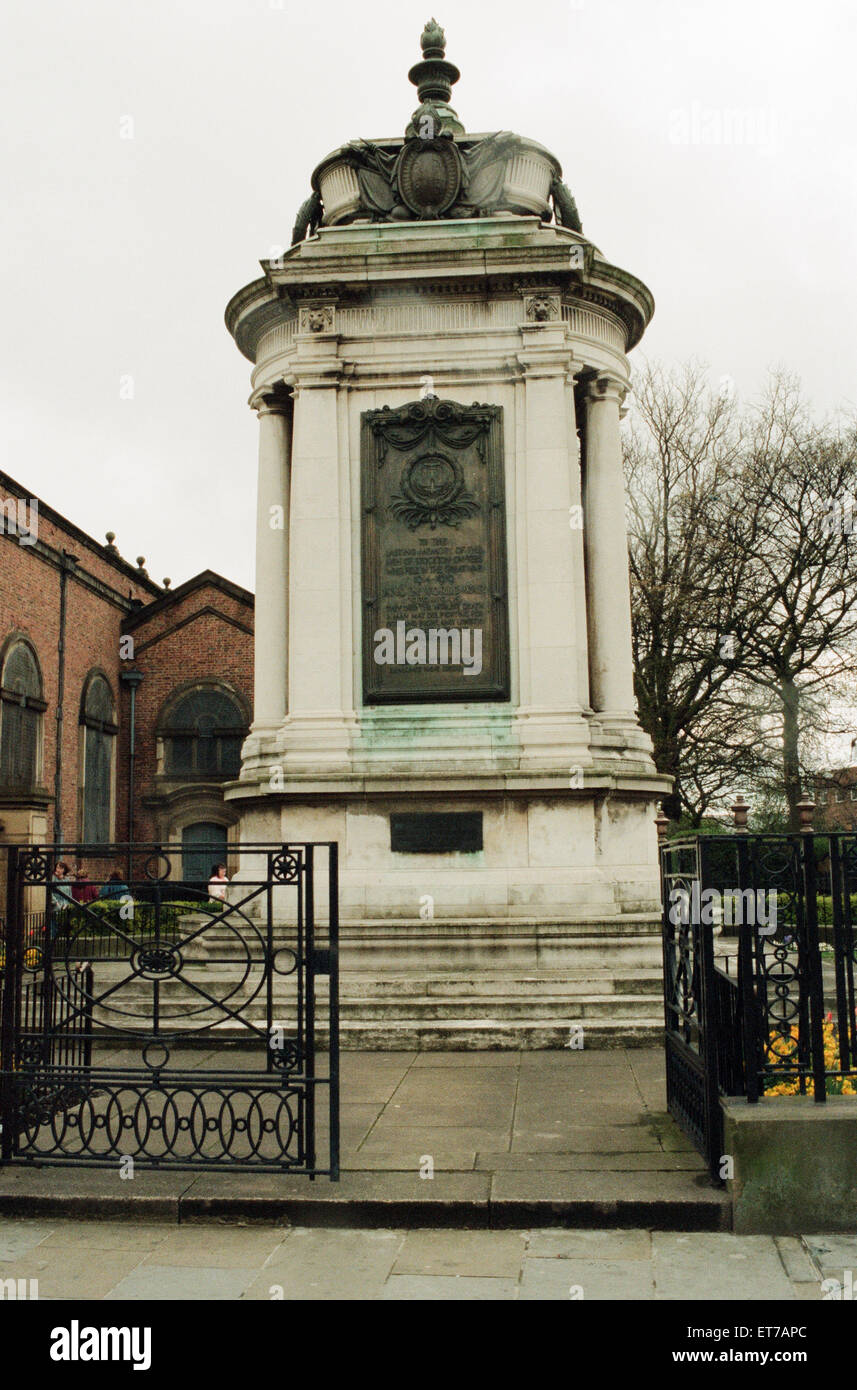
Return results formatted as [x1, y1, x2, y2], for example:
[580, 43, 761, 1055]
[0, 842, 340, 1176]
[660, 830, 857, 1180]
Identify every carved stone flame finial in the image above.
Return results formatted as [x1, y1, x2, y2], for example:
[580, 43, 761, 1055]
[421, 18, 446, 57]
[409, 17, 459, 108]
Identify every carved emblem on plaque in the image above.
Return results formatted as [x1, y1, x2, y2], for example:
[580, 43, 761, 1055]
[397, 138, 462, 219]
[389, 452, 478, 531]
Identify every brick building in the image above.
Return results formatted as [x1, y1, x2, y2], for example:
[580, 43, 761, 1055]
[0, 470, 253, 887]
[814, 761, 857, 832]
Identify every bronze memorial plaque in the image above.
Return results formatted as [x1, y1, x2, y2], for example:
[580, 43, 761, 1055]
[361, 397, 510, 703]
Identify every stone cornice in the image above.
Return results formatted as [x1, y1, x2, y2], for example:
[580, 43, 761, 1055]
[226, 219, 653, 361]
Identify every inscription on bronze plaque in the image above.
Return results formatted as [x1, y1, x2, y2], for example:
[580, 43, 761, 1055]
[361, 398, 510, 703]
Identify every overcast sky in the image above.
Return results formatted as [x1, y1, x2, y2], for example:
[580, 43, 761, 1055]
[2, 0, 855, 593]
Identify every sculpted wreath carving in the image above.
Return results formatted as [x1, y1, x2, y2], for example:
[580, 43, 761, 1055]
[389, 452, 479, 531]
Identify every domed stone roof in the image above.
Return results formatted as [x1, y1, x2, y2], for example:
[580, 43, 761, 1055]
[291, 19, 583, 244]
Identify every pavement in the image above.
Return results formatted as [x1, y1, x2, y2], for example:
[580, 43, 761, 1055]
[0, 1049, 731, 1229]
[0, 1219, 845, 1300]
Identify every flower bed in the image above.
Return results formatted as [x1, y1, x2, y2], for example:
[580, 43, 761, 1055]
[764, 1012, 856, 1096]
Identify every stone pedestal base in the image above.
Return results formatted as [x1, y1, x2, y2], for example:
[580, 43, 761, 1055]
[233, 787, 663, 925]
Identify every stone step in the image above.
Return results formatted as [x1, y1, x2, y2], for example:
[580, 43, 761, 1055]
[331, 994, 660, 1022]
[93, 992, 659, 1023]
[332, 970, 663, 998]
[208, 1017, 666, 1049]
[90, 972, 663, 1006]
[231, 993, 661, 1022]
[336, 943, 662, 971]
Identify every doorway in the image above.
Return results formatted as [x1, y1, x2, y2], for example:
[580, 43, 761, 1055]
[181, 821, 228, 886]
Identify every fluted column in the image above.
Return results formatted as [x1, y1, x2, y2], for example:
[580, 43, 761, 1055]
[278, 321, 353, 767]
[516, 327, 582, 714]
[252, 389, 291, 729]
[582, 373, 637, 719]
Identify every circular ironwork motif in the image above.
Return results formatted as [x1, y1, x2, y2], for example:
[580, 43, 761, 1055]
[269, 1037, 302, 1071]
[271, 851, 301, 884]
[144, 853, 172, 881]
[19, 849, 51, 885]
[142, 1040, 171, 1070]
[17, 1082, 300, 1164]
[71, 897, 267, 1036]
[132, 945, 182, 980]
[272, 946, 298, 976]
[23, 946, 43, 972]
[398, 138, 461, 218]
[18, 1038, 45, 1068]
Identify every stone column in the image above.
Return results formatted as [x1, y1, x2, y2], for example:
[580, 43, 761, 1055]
[279, 312, 353, 766]
[513, 308, 590, 767]
[582, 373, 637, 719]
[252, 390, 291, 729]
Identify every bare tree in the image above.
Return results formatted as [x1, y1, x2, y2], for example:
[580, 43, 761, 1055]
[625, 361, 754, 819]
[732, 373, 857, 828]
[624, 363, 857, 828]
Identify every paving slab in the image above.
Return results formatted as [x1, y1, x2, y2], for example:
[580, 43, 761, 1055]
[409, 1053, 521, 1068]
[385, 1074, 518, 1101]
[509, 1124, 663, 1154]
[105, 1262, 259, 1300]
[0, 1219, 56, 1261]
[31, 1220, 176, 1254]
[381, 1274, 519, 1300]
[9, 1249, 152, 1300]
[519, 1049, 651, 1067]
[336, 1061, 414, 1104]
[393, 1229, 527, 1277]
[803, 1233, 857, 1277]
[519, 1256, 655, 1300]
[775, 1235, 821, 1285]
[241, 1228, 403, 1300]
[526, 1228, 652, 1259]
[136, 1224, 290, 1268]
[478, 1151, 701, 1172]
[343, 1149, 477, 1172]
[379, 1104, 515, 1129]
[652, 1232, 796, 1300]
[514, 1102, 653, 1128]
[357, 1124, 511, 1154]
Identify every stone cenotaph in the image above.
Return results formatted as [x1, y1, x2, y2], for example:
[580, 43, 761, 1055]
[225, 22, 671, 1043]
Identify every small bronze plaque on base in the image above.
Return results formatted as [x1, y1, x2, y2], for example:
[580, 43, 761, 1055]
[390, 812, 483, 854]
[361, 398, 510, 704]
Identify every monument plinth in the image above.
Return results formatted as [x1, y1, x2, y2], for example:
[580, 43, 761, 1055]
[225, 23, 670, 1021]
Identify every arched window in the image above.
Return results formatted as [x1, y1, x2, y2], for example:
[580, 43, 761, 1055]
[162, 687, 246, 779]
[0, 641, 45, 792]
[80, 673, 116, 843]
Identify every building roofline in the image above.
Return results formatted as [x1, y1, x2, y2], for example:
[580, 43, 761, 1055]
[0, 468, 162, 596]
[124, 569, 254, 629]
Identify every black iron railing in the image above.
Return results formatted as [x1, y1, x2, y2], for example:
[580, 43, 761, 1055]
[0, 841, 340, 1176]
[661, 828, 857, 1179]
